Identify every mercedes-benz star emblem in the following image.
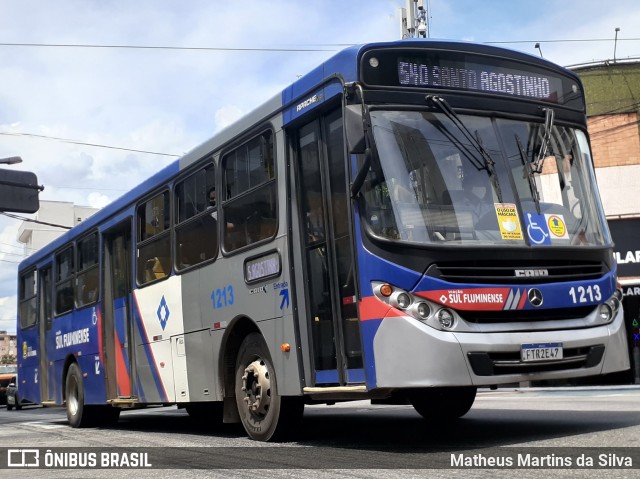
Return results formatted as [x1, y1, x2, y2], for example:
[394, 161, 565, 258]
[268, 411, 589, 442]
[528, 288, 544, 307]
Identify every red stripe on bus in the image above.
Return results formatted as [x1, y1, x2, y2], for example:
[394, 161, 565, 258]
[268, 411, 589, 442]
[114, 330, 131, 397]
[132, 291, 169, 402]
[359, 296, 405, 321]
[518, 289, 528, 309]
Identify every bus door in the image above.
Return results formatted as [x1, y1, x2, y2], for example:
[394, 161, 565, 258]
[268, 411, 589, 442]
[38, 265, 53, 402]
[293, 107, 363, 385]
[102, 223, 135, 399]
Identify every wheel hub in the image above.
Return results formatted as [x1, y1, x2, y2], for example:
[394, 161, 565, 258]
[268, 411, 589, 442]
[241, 359, 271, 417]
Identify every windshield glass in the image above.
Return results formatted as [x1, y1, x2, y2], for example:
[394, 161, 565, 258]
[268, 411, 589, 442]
[362, 110, 609, 247]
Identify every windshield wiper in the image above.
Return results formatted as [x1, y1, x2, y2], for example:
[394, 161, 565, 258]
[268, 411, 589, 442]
[426, 95, 503, 202]
[515, 134, 541, 214]
[531, 107, 555, 174]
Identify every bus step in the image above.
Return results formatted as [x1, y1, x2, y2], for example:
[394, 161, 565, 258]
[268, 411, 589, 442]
[303, 386, 366, 393]
[107, 398, 140, 407]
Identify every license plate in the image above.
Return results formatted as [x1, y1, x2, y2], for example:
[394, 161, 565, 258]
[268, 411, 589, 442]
[521, 343, 563, 362]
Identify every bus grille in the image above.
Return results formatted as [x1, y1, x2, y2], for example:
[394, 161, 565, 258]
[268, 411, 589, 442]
[458, 306, 596, 324]
[430, 260, 605, 284]
[468, 345, 605, 376]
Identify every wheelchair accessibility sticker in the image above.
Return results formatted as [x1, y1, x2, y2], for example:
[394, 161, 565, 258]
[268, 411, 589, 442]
[525, 213, 551, 245]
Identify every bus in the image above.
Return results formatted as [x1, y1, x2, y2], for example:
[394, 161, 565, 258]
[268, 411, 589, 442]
[16, 39, 629, 441]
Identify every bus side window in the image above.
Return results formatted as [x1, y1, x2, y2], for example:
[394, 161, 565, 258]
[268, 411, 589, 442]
[18, 269, 37, 329]
[76, 232, 99, 308]
[222, 131, 276, 252]
[55, 246, 75, 315]
[137, 191, 171, 285]
[174, 162, 217, 271]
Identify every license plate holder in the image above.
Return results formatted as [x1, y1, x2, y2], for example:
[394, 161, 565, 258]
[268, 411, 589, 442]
[521, 343, 563, 362]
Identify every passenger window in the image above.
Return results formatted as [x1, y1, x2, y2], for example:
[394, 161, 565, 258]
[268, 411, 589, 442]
[76, 233, 99, 308]
[137, 192, 171, 285]
[55, 247, 75, 315]
[19, 269, 37, 328]
[175, 163, 217, 270]
[222, 131, 277, 252]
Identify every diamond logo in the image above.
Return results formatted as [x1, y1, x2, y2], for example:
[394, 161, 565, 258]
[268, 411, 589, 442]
[157, 295, 170, 330]
[440, 294, 448, 303]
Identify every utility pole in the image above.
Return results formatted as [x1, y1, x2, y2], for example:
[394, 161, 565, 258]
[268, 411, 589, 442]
[399, 0, 428, 39]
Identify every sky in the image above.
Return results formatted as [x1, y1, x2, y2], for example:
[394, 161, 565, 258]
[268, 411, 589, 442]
[0, 0, 639, 334]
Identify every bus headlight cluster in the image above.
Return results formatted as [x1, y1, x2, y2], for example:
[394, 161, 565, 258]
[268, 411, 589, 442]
[372, 282, 456, 330]
[599, 289, 622, 324]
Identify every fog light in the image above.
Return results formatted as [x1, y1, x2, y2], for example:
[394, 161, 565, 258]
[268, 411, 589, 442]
[396, 293, 411, 309]
[416, 302, 431, 319]
[438, 309, 455, 329]
[599, 303, 613, 323]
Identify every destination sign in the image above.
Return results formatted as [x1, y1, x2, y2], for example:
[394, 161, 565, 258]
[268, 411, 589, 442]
[244, 250, 281, 283]
[398, 59, 554, 100]
[361, 49, 582, 108]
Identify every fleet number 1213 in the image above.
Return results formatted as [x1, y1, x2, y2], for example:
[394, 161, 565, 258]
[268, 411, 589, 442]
[568, 285, 601, 304]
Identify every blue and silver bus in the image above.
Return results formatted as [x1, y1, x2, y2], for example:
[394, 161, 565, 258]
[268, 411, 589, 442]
[17, 39, 628, 441]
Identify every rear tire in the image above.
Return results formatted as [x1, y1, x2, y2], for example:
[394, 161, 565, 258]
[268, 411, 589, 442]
[234, 333, 303, 441]
[410, 386, 477, 421]
[6, 403, 13, 411]
[65, 362, 96, 427]
[14, 394, 22, 411]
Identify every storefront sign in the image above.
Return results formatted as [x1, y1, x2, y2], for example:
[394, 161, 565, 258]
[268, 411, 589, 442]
[609, 219, 640, 278]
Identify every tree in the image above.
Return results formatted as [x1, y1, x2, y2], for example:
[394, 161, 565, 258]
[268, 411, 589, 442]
[1, 354, 16, 365]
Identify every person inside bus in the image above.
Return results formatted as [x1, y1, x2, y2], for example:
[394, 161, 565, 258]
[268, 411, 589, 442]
[208, 187, 235, 231]
[458, 161, 494, 219]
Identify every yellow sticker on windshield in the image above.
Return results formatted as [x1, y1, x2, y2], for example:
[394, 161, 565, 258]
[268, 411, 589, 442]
[546, 214, 569, 239]
[495, 203, 523, 240]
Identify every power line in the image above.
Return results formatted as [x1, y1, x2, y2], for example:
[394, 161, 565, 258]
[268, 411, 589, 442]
[0, 249, 27, 258]
[0, 131, 180, 157]
[0, 42, 341, 52]
[0, 212, 72, 230]
[485, 38, 640, 45]
[0, 257, 21, 264]
[0, 39, 638, 52]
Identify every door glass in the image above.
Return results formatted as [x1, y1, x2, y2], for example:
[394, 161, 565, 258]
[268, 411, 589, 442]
[325, 113, 362, 370]
[298, 124, 337, 372]
[39, 267, 52, 401]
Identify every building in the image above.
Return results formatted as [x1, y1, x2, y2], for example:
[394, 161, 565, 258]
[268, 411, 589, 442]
[572, 59, 640, 383]
[17, 201, 98, 256]
[0, 330, 17, 361]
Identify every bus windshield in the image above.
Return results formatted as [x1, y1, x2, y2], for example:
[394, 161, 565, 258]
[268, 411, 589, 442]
[362, 110, 609, 247]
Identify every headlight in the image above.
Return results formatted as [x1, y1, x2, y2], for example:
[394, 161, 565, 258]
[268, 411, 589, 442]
[437, 309, 455, 329]
[598, 303, 613, 323]
[416, 302, 431, 319]
[395, 292, 411, 309]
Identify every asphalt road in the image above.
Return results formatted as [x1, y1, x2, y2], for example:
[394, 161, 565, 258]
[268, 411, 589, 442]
[2, 386, 640, 478]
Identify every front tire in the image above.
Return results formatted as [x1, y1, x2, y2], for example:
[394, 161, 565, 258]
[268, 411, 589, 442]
[234, 333, 303, 441]
[410, 386, 477, 421]
[66, 362, 95, 427]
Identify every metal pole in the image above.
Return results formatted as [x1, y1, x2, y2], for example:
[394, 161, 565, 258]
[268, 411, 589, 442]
[0, 156, 22, 165]
[614, 27, 620, 63]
